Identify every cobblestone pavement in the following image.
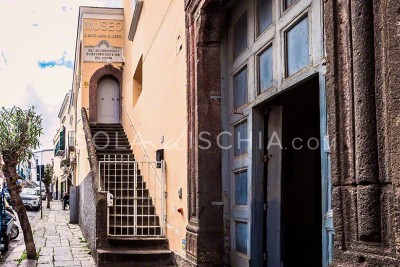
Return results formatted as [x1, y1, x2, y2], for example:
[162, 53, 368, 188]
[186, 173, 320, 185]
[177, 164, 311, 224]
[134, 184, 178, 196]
[1, 201, 96, 267]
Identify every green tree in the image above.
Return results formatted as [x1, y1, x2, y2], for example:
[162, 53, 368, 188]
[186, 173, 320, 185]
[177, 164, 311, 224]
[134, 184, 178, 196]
[43, 164, 53, 209]
[0, 106, 42, 259]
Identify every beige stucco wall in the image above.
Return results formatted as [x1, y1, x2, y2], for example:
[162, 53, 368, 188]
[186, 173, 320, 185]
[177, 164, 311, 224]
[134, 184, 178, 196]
[122, 0, 188, 256]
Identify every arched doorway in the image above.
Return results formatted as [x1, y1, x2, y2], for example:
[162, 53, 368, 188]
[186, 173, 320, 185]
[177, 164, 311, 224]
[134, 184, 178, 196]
[97, 78, 120, 123]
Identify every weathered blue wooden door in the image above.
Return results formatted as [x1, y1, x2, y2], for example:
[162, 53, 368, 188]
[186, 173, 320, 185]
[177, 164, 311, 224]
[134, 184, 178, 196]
[320, 75, 334, 267]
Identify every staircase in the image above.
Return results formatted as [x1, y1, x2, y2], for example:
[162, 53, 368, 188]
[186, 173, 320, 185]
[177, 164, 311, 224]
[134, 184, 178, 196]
[91, 123, 172, 267]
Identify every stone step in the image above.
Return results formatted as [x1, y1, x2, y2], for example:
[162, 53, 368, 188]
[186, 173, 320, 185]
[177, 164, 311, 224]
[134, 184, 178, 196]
[99, 169, 141, 177]
[93, 134, 129, 139]
[97, 151, 134, 157]
[93, 136, 129, 140]
[92, 133, 128, 141]
[96, 148, 133, 153]
[105, 178, 144, 184]
[109, 215, 160, 226]
[95, 146, 132, 152]
[103, 182, 146, 189]
[97, 247, 171, 267]
[93, 135, 129, 139]
[101, 177, 143, 185]
[114, 197, 152, 206]
[109, 205, 155, 215]
[93, 141, 130, 147]
[107, 237, 168, 249]
[90, 125, 123, 131]
[107, 188, 150, 198]
[108, 226, 162, 236]
[92, 129, 126, 134]
[97, 155, 136, 161]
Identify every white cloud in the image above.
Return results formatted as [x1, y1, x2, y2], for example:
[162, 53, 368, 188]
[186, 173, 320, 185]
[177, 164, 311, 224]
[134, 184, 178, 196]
[0, 0, 121, 149]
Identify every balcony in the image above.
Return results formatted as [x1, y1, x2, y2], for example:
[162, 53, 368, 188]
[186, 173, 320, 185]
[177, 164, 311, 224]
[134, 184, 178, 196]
[54, 128, 66, 156]
[17, 169, 26, 179]
[68, 131, 75, 151]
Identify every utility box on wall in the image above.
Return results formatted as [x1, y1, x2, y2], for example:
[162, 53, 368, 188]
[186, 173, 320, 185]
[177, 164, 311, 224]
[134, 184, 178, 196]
[156, 149, 164, 168]
[69, 186, 78, 223]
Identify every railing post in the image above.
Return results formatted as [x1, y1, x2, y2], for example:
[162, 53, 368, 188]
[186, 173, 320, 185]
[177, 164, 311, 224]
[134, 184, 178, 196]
[134, 161, 138, 236]
[98, 160, 101, 191]
[162, 160, 166, 237]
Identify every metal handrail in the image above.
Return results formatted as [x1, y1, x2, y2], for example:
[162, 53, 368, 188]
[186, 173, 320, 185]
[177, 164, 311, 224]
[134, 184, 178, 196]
[121, 103, 162, 188]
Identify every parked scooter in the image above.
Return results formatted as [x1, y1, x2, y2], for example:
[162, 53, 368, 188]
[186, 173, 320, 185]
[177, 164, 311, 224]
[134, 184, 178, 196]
[0, 189, 13, 252]
[5, 207, 19, 240]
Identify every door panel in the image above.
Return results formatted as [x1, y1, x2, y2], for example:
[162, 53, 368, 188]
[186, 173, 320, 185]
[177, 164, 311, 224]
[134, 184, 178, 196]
[230, 117, 251, 267]
[266, 106, 282, 267]
[320, 75, 333, 267]
[97, 79, 119, 123]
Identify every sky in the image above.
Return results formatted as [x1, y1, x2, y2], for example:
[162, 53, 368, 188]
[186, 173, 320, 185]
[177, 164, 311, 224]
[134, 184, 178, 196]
[0, 0, 122, 149]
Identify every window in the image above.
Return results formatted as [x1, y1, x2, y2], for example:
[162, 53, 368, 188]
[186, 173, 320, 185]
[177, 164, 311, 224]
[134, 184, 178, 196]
[284, 0, 297, 10]
[257, 0, 272, 35]
[258, 46, 273, 93]
[286, 16, 309, 76]
[233, 12, 248, 59]
[235, 221, 248, 254]
[233, 67, 248, 109]
[235, 170, 248, 205]
[132, 56, 143, 107]
[234, 121, 248, 156]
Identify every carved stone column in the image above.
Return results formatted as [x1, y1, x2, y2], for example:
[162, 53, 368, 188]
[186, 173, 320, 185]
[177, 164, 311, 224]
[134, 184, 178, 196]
[184, 0, 228, 265]
[325, 0, 400, 265]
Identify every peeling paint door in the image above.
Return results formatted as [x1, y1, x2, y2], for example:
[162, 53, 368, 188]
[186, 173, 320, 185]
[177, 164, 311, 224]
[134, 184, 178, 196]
[97, 79, 119, 123]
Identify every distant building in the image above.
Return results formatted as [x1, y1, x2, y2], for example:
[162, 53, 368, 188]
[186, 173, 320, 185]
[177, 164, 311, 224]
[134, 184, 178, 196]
[31, 149, 54, 188]
[16, 159, 37, 188]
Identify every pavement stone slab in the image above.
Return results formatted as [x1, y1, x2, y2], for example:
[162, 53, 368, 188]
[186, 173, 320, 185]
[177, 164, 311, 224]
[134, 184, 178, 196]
[3, 201, 96, 267]
[38, 255, 53, 264]
[54, 261, 82, 267]
[19, 259, 38, 267]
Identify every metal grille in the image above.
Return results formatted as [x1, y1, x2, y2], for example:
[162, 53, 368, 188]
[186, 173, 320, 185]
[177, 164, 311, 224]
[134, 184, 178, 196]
[99, 155, 165, 237]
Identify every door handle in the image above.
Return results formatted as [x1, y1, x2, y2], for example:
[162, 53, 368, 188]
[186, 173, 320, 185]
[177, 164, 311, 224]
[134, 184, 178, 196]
[112, 98, 114, 100]
[102, 98, 104, 100]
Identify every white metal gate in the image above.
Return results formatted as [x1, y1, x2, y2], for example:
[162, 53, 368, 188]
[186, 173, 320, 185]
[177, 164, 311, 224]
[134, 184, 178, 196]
[98, 155, 165, 237]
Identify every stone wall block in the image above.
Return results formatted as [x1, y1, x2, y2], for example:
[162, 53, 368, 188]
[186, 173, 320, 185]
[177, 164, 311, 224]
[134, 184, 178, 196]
[332, 187, 346, 251]
[357, 185, 382, 243]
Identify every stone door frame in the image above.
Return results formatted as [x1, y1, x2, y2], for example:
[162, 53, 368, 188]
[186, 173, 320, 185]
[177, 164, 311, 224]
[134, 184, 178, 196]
[89, 64, 123, 124]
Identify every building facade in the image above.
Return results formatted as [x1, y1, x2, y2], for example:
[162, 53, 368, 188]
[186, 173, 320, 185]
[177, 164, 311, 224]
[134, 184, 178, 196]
[53, 91, 76, 200]
[63, 0, 400, 266]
